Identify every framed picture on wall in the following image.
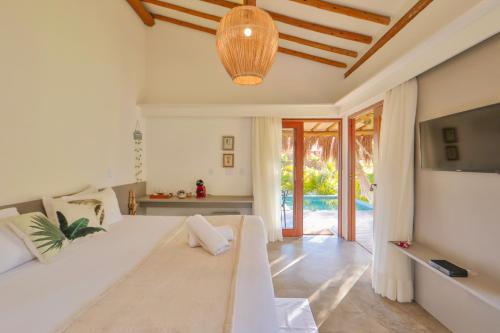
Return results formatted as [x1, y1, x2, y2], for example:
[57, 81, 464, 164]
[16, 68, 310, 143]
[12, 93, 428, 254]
[442, 127, 458, 143]
[445, 145, 459, 161]
[223, 153, 234, 168]
[222, 136, 234, 150]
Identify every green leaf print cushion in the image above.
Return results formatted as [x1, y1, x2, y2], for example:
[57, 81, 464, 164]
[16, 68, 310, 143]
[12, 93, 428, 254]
[8, 212, 106, 263]
[56, 211, 105, 240]
[8, 212, 69, 263]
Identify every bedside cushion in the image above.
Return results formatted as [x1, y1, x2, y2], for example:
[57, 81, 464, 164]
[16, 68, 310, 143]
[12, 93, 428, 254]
[0, 208, 35, 274]
[43, 185, 97, 222]
[63, 188, 122, 226]
[8, 212, 68, 263]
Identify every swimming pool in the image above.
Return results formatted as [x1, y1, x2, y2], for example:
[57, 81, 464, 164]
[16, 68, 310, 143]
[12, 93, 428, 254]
[283, 195, 373, 211]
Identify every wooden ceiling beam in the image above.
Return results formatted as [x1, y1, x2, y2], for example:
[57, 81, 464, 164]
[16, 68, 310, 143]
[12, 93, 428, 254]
[127, 0, 155, 26]
[269, 10, 372, 44]
[144, 0, 221, 21]
[304, 130, 372, 136]
[310, 123, 321, 131]
[199, 0, 238, 9]
[290, 0, 390, 25]
[345, 0, 434, 78]
[326, 123, 337, 131]
[153, 13, 217, 35]
[145, 0, 357, 57]
[279, 33, 357, 57]
[199, 0, 372, 44]
[152, 13, 346, 68]
[277, 47, 346, 68]
[304, 131, 338, 137]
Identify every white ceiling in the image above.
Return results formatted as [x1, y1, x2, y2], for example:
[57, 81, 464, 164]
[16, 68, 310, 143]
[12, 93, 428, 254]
[139, 0, 496, 108]
[143, 0, 415, 68]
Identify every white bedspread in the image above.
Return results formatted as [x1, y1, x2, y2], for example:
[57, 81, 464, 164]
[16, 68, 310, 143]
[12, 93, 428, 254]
[0, 215, 278, 333]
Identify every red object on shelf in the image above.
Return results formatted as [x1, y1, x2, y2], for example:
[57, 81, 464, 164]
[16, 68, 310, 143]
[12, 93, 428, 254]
[395, 241, 411, 249]
[196, 179, 207, 198]
[149, 194, 171, 199]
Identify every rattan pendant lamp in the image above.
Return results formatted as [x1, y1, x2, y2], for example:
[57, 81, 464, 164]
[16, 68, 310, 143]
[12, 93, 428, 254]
[216, 4, 279, 85]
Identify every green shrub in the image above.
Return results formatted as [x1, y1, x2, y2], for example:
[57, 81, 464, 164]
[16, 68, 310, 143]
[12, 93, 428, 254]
[282, 153, 339, 195]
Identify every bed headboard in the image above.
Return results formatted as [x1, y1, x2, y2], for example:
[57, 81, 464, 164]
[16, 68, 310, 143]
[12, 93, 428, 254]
[0, 182, 146, 215]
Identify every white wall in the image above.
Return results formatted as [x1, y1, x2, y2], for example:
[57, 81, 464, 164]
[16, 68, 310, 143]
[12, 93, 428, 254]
[145, 117, 252, 196]
[0, 0, 147, 205]
[414, 33, 500, 332]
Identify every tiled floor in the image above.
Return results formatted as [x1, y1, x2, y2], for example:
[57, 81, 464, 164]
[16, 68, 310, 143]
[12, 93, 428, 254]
[268, 236, 449, 333]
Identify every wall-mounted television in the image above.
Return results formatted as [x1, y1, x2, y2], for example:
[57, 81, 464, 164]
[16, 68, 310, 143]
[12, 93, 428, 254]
[419, 102, 500, 173]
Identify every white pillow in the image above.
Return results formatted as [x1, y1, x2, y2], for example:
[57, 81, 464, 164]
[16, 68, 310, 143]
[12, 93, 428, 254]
[0, 207, 19, 219]
[64, 188, 122, 226]
[0, 208, 35, 274]
[43, 185, 97, 223]
[99, 188, 122, 224]
[51, 198, 103, 229]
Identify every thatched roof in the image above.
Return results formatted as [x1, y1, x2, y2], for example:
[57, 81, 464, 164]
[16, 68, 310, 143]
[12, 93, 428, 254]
[282, 120, 374, 165]
[282, 121, 341, 164]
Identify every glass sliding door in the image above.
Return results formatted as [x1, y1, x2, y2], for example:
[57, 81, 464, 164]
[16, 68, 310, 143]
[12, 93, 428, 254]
[348, 103, 382, 252]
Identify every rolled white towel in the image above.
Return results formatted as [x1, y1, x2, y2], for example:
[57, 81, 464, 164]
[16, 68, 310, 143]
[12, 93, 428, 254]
[186, 215, 230, 256]
[188, 225, 234, 248]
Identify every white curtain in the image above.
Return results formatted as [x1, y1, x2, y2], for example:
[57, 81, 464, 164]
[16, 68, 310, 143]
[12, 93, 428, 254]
[372, 78, 418, 302]
[252, 117, 283, 242]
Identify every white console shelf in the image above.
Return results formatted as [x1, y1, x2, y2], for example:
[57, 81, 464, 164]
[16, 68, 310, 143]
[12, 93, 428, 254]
[389, 241, 500, 311]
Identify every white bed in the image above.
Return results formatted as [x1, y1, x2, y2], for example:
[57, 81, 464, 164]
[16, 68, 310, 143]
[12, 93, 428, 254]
[0, 215, 278, 333]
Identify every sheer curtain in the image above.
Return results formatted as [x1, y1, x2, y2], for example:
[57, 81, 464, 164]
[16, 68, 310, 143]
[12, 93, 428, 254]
[372, 78, 418, 302]
[252, 117, 283, 242]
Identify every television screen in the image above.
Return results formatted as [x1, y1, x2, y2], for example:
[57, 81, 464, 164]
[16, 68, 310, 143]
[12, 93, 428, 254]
[419, 102, 500, 173]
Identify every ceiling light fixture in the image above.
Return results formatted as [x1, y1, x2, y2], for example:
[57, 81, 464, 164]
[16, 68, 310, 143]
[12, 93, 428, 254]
[216, 5, 278, 86]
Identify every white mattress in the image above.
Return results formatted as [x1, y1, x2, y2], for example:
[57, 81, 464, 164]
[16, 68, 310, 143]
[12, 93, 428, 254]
[0, 215, 278, 333]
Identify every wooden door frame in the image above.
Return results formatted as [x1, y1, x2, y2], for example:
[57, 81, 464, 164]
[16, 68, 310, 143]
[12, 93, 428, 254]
[347, 102, 382, 241]
[282, 118, 343, 238]
[282, 120, 304, 237]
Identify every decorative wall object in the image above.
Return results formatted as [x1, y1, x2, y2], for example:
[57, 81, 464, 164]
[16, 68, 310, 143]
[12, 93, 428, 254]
[128, 190, 137, 215]
[216, 5, 279, 85]
[222, 136, 235, 150]
[223, 153, 234, 168]
[133, 121, 144, 182]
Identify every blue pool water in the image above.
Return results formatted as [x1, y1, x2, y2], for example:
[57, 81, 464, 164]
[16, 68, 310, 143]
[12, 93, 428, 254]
[284, 195, 373, 211]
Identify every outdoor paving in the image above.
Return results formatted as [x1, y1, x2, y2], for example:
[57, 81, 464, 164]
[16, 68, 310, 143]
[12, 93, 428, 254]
[355, 211, 373, 253]
[282, 208, 374, 253]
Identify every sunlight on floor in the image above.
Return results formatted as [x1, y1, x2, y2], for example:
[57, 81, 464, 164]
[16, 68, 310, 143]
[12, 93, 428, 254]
[312, 265, 369, 328]
[306, 235, 332, 244]
[270, 255, 287, 269]
[272, 254, 308, 278]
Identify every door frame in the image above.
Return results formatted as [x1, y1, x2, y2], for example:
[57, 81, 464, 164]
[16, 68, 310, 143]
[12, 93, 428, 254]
[347, 102, 382, 241]
[282, 120, 304, 237]
[282, 118, 343, 238]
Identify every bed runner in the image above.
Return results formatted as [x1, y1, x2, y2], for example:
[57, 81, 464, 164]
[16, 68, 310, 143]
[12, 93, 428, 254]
[62, 215, 243, 333]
